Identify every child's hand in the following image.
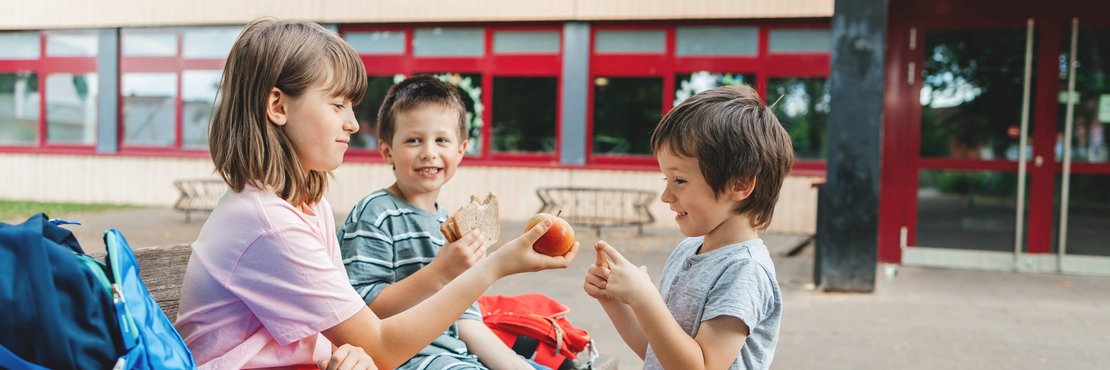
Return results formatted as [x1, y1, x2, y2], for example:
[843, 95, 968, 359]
[318, 343, 378, 370]
[583, 241, 614, 303]
[431, 229, 487, 280]
[486, 219, 580, 277]
[595, 241, 654, 308]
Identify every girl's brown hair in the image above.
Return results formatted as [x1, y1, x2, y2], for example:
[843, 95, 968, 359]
[209, 18, 366, 206]
[650, 84, 795, 230]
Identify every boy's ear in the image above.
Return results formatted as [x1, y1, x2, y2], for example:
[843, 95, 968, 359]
[458, 139, 469, 155]
[729, 177, 757, 202]
[378, 140, 393, 163]
[265, 87, 288, 126]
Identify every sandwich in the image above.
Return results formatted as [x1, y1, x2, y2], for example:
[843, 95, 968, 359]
[440, 192, 500, 246]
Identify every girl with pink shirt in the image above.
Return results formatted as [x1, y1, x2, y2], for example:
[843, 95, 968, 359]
[174, 18, 579, 370]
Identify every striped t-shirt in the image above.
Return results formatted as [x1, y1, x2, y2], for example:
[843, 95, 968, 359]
[338, 189, 486, 370]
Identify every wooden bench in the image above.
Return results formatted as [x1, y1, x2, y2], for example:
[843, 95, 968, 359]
[91, 243, 192, 320]
[536, 187, 656, 237]
[173, 179, 226, 222]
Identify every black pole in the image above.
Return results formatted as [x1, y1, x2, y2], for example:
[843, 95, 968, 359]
[817, 0, 888, 292]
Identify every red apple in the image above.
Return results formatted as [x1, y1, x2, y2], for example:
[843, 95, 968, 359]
[526, 212, 575, 256]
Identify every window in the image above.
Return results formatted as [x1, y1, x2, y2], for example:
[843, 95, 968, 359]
[0, 73, 39, 145]
[351, 75, 401, 150]
[182, 70, 221, 149]
[593, 77, 661, 155]
[768, 78, 830, 160]
[122, 73, 176, 146]
[590, 23, 831, 169]
[342, 25, 562, 161]
[0, 30, 98, 149]
[120, 26, 235, 151]
[46, 73, 97, 145]
[492, 77, 557, 154]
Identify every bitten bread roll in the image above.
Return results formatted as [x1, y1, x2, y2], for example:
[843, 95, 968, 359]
[440, 192, 500, 247]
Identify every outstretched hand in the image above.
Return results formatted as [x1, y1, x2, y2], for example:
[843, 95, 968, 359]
[594, 240, 654, 307]
[486, 219, 580, 277]
[431, 229, 486, 280]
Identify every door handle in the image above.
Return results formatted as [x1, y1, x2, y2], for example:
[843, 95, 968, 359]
[1034, 155, 1044, 167]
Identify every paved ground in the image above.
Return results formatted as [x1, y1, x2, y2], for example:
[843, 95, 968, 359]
[13, 208, 1110, 370]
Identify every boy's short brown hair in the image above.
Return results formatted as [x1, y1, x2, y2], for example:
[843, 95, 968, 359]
[650, 84, 794, 230]
[376, 75, 468, 145]
[209, 18, 366, 206]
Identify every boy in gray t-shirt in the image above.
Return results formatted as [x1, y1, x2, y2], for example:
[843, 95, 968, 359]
[584, 84, 793, 370]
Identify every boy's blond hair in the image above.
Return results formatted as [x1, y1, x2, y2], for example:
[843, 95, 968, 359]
[209, 18, 367, 205]
[650, 84, 794, 230]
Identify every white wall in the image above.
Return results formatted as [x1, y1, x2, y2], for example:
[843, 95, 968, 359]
[1, 154, 818, 234]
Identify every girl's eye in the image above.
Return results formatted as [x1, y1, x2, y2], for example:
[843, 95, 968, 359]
[674, 178, 687, 184]
[332, 104, 346, 110]
[436, 137, 450, 143]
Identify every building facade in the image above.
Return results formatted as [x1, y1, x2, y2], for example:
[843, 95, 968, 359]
[3, 0, 1107, 275]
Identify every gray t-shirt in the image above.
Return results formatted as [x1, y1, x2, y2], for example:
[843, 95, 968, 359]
[644, 237, 781, 370]
[338, 189, 486, 370]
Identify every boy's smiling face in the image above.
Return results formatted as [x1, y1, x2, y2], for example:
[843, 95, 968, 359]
[380, 104, 467, 199]
[657, 146, 751, 241]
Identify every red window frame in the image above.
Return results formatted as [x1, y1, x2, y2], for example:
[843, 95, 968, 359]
[588, 21, 831, 174]
[118, 27, 225, 158]
[340, 23, 564, 166]
[0, 30, 99, 155]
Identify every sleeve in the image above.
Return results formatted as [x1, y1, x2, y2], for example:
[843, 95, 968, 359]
[227, 224, 366, 345]
[459, 300, 482, 321]
[337, 218, 397, 306]
[702, 260, 774, 333]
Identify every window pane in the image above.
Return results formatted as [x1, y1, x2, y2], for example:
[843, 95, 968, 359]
[674, 72, 753, 106]
[123, 29, 178, 57]
[1057, 28, 1110, 163]
[676, 26, 757, 56]
[429, 73, 483, 155]
[46, 73, 97, 145]
[492, 77, 557, 154]
[769, 29, 831, 53]
[592, 77, 661, 155]
[768, 78, 830, 160]
[414, 28, 484, 57]
[493, 31, 560, 54]
[345, 31, 405, 55]
[595, 30, 665, 54]
[920, 29, 1032, 160]
[351, 75, 403, 150]
[1060, 174, 1110, 257]
[182, 70, 221, 149]
[0, 32, 41, 59]
[0, 73, 39, 145]
[46, 31, 98, 57]
[122, 73, 176, 146]
[917, 170, 1018, 252]
[183, 26, 240, 59]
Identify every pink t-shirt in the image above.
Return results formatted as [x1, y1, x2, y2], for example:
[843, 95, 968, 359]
[175, 185, 366, 369]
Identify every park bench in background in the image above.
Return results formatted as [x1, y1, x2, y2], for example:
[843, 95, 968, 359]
[173, 179, 226, 222]
[536, 187, 656, 237]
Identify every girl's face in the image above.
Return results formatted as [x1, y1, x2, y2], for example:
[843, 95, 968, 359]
[656, 146, 746, 239]
[380, 105, 467, 198]
[277, 84, 359, 172]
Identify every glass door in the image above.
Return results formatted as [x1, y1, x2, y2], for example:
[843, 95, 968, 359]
[907, 20, 1039, 270]
[1055, 20, 1110, 275]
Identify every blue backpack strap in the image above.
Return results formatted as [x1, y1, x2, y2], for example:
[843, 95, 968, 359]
[0, 344, 49, 370]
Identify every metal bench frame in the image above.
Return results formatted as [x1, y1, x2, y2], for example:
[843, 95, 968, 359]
[172, 179, 226, 222]
[536, 187, 656, 237]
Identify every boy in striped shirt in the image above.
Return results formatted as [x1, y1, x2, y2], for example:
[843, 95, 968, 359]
[338, 75, 545, 370]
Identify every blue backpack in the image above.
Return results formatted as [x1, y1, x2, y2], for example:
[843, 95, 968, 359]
[0, 213, 195, 369]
